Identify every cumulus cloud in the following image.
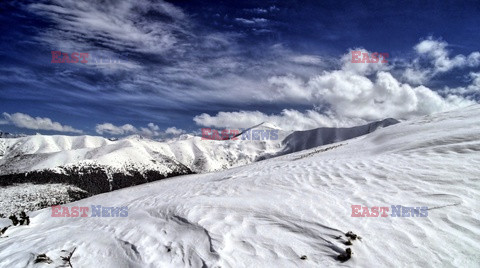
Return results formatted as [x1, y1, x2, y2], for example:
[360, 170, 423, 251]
[403, 37, 480, 84]
[268, 50, 474, 120]
[138, 123, 161, 137]
[415, 38, 467, 72]
[2, 112, 83, 133]
[165, 127, 185, 135]
[95, 122, 185, 137]
[467, 52, 480, 67]
[309, 70, 472, 119]
[194, 110, 366, 130]
[402, 68, 430, 85]
[194, 45, 477, 130]
[95, 123, 138, 135]
[340, 48, 391, 75]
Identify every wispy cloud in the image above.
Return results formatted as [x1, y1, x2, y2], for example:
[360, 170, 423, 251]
[95, 122, 185, 137]
[28, 0, 189, 55]
[440, 72, 480, 95]
[243, 5, 279, 14]
[289, 55, 323, 65]
[244, 8, 268, 14]
[235, 17, 268, 25]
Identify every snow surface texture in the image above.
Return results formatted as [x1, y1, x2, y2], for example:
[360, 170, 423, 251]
[0, 119, 396, 215]
[0, 105, 478, 267]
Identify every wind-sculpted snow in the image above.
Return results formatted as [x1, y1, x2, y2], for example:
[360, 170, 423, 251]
[0, 105, 479, 267]
[0, 119, 398, 215]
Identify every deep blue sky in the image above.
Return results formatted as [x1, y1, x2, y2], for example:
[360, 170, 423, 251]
[0, 0, 479, 137]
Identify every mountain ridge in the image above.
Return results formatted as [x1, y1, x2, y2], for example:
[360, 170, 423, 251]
[0, 118, 400, 215]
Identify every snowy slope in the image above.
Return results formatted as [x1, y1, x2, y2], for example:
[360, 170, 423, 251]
[0, 135, 180, 175]
[261, 118, 398, 159]
[0, 105, 478, 267]
[0, 135, 193, 216]
[0, 119, 397, 175]
[0, 119, 394, 216]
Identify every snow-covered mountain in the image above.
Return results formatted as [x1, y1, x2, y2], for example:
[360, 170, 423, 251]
[0, 119, 398, 175]
[0, 135, 194, 215]
[0, 119, 398, 215]
[0, 131, 26, 139]
[0, 105, 478, 267]
[259, 118, 398, 159]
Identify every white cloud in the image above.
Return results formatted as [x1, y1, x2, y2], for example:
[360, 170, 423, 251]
[2, 112, 83, 133]
[95, 122, 185, 137]
[147, 123, 160, 131]
[194, 46, 477, 130]
[402, 67, 430, 85]
[403, 37, 480, 84]
[414, 38, 467, 73]
[244, 8, 268, 14]
[194, 69, 474, 130]
[340, 48, 391, 75]
[194, 109, 366, 130]
[95, 123, 138, 135]
[269, 5, 280, 12]
[441, 72, 480, 95]
[19, 3, 480, 134]
[28, 0, 189, 56]
[270, 70, 473, 121]
[165, 127, 185, 135]
[235, 17, 268, 25]
[290, 55, 322, 65]
[467, 52, 480, 67]
[139, 123, 164, 137]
